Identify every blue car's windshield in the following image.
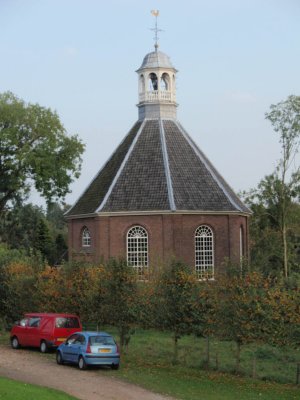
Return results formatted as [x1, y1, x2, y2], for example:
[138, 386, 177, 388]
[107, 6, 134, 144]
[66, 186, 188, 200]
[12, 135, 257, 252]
[89, 336, 115, 346]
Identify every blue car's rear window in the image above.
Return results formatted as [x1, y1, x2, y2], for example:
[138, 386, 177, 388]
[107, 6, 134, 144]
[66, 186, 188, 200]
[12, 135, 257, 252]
[89, 336, 115, 346]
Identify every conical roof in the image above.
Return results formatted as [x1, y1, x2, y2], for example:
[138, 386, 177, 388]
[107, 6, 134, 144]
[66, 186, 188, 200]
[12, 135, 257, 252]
[66, 119, 250, 217]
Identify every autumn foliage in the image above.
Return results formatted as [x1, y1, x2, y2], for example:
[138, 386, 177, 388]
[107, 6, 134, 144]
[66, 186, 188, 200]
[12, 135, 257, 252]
[0, 253, 299, 368]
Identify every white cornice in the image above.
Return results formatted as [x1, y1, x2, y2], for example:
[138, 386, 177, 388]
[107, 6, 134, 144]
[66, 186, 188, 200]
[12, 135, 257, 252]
[65, 209, 251, 220]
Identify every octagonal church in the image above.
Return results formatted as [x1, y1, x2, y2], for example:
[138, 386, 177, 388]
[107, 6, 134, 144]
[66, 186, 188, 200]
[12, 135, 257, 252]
[66, 43, 250, 279]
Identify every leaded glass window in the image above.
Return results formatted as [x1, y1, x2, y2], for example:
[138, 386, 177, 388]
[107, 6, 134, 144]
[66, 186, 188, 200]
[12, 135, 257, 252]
[82, 227, 91, 247]
[195, 225, 214, 280]
[127, 226, 148, 278]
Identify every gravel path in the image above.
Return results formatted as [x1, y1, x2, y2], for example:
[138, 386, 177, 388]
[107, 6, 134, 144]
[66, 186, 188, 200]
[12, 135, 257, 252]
[0, 345, 173, 400]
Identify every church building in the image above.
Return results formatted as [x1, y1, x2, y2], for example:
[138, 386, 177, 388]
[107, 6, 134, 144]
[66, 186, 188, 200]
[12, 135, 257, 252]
[66, 27, 251, 279]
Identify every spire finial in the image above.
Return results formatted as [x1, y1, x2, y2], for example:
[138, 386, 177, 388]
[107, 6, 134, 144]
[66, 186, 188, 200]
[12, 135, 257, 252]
[151, 10, 162, 51]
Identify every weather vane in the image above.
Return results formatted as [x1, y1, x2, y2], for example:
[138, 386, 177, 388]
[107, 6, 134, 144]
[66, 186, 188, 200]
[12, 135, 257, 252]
[150, 10, 163, 51]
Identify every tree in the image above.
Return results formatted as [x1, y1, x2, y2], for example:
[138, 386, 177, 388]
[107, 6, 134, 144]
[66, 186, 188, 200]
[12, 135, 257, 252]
[243, 175, 300, 275]
[3, 258, 40, 324]
[265, 283, 300, 349]
[265, 95, 300, 277]
[0, 91, 84, 214]
[102, 258, 138, 351]
[0, 202, 45, 249]
[0, 201, 69, 266]
[214, 271, 274, 373]
[192, 282, 218, 368]
[34, 219, 53, 263]
[153, 260, 198, 364]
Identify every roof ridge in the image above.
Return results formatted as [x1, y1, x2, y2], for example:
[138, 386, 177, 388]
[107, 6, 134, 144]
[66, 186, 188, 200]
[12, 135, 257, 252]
[174, 121, 244, 213]
[96, 119, 147, 212]
[65, 122, 141, 216]
[159, 118, 176, 211]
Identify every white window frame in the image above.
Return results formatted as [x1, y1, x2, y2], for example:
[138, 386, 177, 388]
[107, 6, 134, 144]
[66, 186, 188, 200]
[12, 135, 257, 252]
[82, 227, 91, 247]
[127, 225, 148, 278]
[195, 225, 214, 280]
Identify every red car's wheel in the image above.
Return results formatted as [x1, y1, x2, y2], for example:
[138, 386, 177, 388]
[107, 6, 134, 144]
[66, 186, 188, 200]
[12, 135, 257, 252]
[11, 336, 20, 349]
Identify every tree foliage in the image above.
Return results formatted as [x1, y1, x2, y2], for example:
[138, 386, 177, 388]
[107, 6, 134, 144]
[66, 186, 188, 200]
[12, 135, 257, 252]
[0, 91, 84, 213]
[243, 177, 300, 276]
[265, 95, 300, 277]
[214, 271, 275, 372]
[101, 258, 138, 350]
[242, 95, 300, 277]
[1, 252, 299, 365]
[152, 261, 198, 363]
[0, 202, 69, 266]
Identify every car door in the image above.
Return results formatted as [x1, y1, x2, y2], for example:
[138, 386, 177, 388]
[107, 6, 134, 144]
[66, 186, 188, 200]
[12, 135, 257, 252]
[26, 317, 42, 347]
[16, 318, 30, 346]
[69, 334, 86, 363]
[63, 334, 81, 363]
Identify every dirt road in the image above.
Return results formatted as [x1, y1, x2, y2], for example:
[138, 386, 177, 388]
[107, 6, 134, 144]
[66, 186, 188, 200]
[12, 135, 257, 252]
[0, 345, 173, 400]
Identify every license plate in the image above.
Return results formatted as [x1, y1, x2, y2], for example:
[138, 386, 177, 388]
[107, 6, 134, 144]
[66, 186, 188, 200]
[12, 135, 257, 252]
[99, 348, 111, 353]
[57, 338, 66, 342]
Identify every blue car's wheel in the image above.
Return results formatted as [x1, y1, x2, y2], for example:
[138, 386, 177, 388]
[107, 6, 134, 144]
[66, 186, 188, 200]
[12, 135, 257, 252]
[78, 356, 87, 370]
[56, 351, 64, 365]
[111, 363, 119, 370]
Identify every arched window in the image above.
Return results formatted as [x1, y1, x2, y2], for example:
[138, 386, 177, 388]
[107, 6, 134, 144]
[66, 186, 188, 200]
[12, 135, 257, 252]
[160, 73, 170, 90]
[127, 226, 148, 278]
[195, 225, 214, 280]
[82, 227, 91, 247]
[149, 73, 158, 91]
[139, 74, 145, 93]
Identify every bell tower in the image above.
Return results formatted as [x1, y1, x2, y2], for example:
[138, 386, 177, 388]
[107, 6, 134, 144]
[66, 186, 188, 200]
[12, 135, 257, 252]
[136, 10, 178, 120]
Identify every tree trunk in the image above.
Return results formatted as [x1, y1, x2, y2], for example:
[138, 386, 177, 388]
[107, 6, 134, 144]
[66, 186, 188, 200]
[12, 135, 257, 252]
[281, 151, 288, 278]
[205, 336, 210, 368]
[173, 335, 178, 364]
[215, 351, 219, 370]
[282, 223, 288, 278]
[235, 342, 241, 374]
[252, 355, 257, 379]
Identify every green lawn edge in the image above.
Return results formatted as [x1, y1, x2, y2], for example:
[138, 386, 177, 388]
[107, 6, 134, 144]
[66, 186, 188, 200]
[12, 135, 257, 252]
[0, 376, 78, 400]
[113, 363, 300, 400]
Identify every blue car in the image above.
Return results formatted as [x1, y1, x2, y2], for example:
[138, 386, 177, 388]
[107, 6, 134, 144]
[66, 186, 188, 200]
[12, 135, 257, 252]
[56, 331, 120, 370]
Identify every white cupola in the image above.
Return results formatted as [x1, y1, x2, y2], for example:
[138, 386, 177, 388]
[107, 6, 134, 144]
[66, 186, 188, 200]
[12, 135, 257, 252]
[136, 49, 178, 120]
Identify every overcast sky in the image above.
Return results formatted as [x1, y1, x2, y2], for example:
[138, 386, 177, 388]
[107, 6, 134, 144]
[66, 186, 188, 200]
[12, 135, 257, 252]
[1, 0, 300, 207]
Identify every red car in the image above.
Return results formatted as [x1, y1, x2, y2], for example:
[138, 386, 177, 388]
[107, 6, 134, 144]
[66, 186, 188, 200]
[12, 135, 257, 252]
[10, 313, 82, 353]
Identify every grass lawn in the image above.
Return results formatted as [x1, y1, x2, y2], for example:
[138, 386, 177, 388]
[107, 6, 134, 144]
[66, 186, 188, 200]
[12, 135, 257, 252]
[0, 376, 78, 400]
[1, 328, 299, 400]
[104, 328, 300, 400]
[116, 364, 300, 400]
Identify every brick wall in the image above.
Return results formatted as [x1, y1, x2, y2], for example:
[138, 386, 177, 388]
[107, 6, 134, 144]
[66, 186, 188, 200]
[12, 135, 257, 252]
[68, 212, 249, 270]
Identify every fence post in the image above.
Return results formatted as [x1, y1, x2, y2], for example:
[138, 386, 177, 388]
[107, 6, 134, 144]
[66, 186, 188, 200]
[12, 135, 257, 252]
[252, 356, 257, 379]
[215, 352, 219, 370]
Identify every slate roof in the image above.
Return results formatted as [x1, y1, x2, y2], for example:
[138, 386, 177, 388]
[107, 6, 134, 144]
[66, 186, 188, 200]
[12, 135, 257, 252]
[66, 119, 250, 217]
[137, 50, 175, 71]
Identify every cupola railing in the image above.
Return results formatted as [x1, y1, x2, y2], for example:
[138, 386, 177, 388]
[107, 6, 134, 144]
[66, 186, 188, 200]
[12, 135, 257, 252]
[139, 90, 175, 103]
